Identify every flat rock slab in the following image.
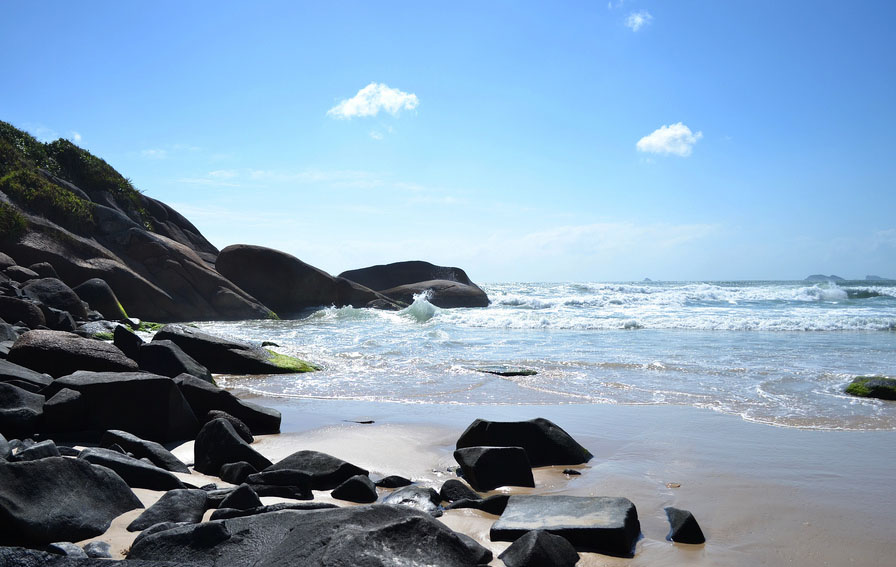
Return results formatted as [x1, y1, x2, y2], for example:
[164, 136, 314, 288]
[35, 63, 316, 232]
[490, 495, 641, 557]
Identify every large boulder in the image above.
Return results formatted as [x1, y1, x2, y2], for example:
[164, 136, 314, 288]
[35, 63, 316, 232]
[193, 418, 272, 476]
[216, 244, 395, 315]
[101, 429, 191, 473]
[498, 529, 580, 567]
[137, 340, 213, 382]
[0, 382, 44, 438]
[265, 449, 368, 490]
[127, 489, 209, 532]
[0, 456, 142, 546]
[0, 358, 53, 392]
[72, 277, 128, 320]
[453, 446, 534, 492]
[21, 277, 88, 320]
[176, 374, 281, 434]
[78, 447, 186, 491]
[456, 417, 593, 467]
[490, 495, 641, 557]
[41, 371, 199, 442]
[154, 324, 316, 375]
[128, 505, 488, 566]
[845, 376, 896, 400]
[339, 260, 490, 308]
[8, 330, 138, 377]
[0, 296, 46, 328]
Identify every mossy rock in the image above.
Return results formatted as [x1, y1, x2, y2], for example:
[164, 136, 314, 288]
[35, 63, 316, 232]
[264, 349, 319, 373]
[844, 376, 896, 400]
[92, 331, 115, 341]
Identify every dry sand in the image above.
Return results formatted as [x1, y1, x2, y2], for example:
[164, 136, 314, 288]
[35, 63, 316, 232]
[79, 396, 895, 566]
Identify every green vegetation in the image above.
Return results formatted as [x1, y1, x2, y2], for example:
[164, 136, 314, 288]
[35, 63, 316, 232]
[0, 201, 27, 240]
[264, 349, 320, 373]
[92, 331, 115, 341]
[0, 169, 95, 233]
[845, 376, 896, 400]
[134, 321, 164, 332]
[0, 120, 153, 231]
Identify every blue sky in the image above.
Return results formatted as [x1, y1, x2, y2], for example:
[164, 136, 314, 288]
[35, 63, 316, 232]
[2, 1, 894, 282]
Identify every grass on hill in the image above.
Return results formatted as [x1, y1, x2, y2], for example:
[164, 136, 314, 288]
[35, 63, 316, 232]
[0, 169, 95, 234]
[0, 201, 27, 240]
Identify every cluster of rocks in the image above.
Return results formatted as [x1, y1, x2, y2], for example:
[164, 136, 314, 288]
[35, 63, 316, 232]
[2, 407, 705, 566]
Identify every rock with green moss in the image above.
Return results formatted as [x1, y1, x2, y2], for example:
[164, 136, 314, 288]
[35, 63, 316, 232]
[845, 376, 896, 400]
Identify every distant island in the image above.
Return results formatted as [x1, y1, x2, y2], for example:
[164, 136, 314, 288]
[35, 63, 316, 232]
[805, 274, 893, 282]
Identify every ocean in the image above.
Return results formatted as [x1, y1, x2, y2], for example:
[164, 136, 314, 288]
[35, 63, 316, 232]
[199, 280, 896, 431]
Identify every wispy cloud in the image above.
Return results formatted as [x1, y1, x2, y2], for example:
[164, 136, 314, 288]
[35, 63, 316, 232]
[141, 149, 168, 159]
[636, 122, 703, 157]
[625, 10, 653, 31]
[69, 131, 82, 143]
[327, 82, 419, 119]
[369, 130, 384, 140]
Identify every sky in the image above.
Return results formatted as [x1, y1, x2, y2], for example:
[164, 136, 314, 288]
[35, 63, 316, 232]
[1, 0, 895, 282]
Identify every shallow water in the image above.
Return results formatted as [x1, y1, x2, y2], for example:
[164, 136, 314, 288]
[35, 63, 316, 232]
[199, 280, 896, 430]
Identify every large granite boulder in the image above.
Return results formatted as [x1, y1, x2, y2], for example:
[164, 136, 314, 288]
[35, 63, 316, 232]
[0, 456, 142, 546]
[339, 260, 490, 308]
[845, 376, 896, 400]
[78, 447, 186, 491]
[456, 417, 593, 467]
[194, 418, 272, 476]
[153, 324, 316, 375]
[331, 474, 378, 503]
[41, 371, 199, 442]
[0, 296, 46, 328]
[453, 446, 535, 491]
[216, 244, 395, 315]
[127, 489, 209, 532]
[72, 277, 128, 320]
[265, 449, 368, 490]
[176, 374, 281, 434]
[491, 495, 641, 557]
[128, 505, 489, 566]
[21, 277, 88, 320]
[8, 330, 138, 377]
[137, 340, 213, 382]
[0, 382, 44, 438]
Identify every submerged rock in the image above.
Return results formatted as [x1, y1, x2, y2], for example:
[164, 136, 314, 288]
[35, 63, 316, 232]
[845, 376, 896, 400]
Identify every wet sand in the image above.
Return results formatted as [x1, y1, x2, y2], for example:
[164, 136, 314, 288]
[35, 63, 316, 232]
[82, 396, 895, 566]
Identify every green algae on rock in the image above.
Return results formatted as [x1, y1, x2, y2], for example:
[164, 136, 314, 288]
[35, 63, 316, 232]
[265, 349, 320, 373]
[845, 376, 896, 400]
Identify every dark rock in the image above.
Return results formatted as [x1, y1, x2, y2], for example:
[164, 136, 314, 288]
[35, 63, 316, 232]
[209, 501, 338, 520]
[265, 449, 368, 490]
[0, 358, 53, 392]
[43, 371, 199, 443]
[127, 489, 209, 532]
[46, 541, 89, 558]
[490, 495, 641, 557]
[0, 432, 10, 460]
[112, 324, 144, 359]
[472, 365, 537, 377]
[0, 296, 46, 328]
[78, 447, 186, 490]
[375, 474, 413, 488]
[11, 439, 59, 461]
[129, 505, 485, 566]
[331, 474, 378, 503]
[73, 277, 128, 320]
[56, 445, 80, 457]
[131, 521, 193, 548]
[155, 324, 315, 375]
[456, 417, 593, 467]
[4, 265, 39, 283]
[27, 262, 59, 280]
[665, 507, 706, 544]
[0, 382, 44, 438]
[447, 494, 510, 515]
[382, 485, 442, 516]
[216, 244, 394, 315]
[43, 306, 77, 332]
[0, 252, 15, 270]
[219, 460, 258, 484]
[498, 529, 580, 567]
[246, 468, 313, 489]
[454, 446, 534, 491]
[101, 429, 190, 473]
[440, 478, 481, 502]
[339, 260, 490, 308]
[193, 418, 272, 476]
[380, 280, 491, 308]
[219, 484, 262, 510]
[204, 410, 253, 443]
[0, 456, 142, 546]
[138, 340, 213, 382]
[22, 278, 88, 320]
[563, 469, 582, 476]
[83, 540, 113, 558]
[252, 483, 314, 500]
[457, 532, 493, 565]
[0, 320, 19, 342]
[8, 330, 138, 377]
[42, 387, 86, 433]
[845, 376, 896, 400]
[176, 373, 281, 434]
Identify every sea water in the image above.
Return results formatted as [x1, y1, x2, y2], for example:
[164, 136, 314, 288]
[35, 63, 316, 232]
[199, 280, 896, 431]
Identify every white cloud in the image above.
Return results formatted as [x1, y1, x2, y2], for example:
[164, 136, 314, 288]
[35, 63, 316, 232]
[69, 131, 82, 143]
[141, 149, 168, 159]
[369, 130, 384, 140]
[327, 82, 419, 119]
[208, 169, 238, 179]
[636, 122, 703, 157]
[625, 10, 653, 31]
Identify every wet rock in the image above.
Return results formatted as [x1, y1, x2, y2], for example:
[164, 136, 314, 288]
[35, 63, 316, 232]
[845, 376, 896, 400]
[375, 474, 413, 488]
[83, 540, 113, 558]
[127, 489, 209, 532]
[79, 447, 186, 490]
[0, 456, 142, 546]
[498, 529, 580, 567]
[101, 429, 190, 474]
[382, 485, 442, 516]
[490, 495, 641, 557]
[8, 330, 138, 377]
[446, 494, 510, 515]
[440, 478, 482, 503]
[339, 260, 490, 308]
[265, 449, 368, 490]
[193, 418, 272, 476]
[665, 506, 706, 544]
[456, 417, 593, 466]
[453, 446, 534, 491]
[331, 474, 378, 503]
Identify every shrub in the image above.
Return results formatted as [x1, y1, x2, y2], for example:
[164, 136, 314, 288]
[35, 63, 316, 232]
[0, 201, 27, 240]
[0, 168, 95, 234]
